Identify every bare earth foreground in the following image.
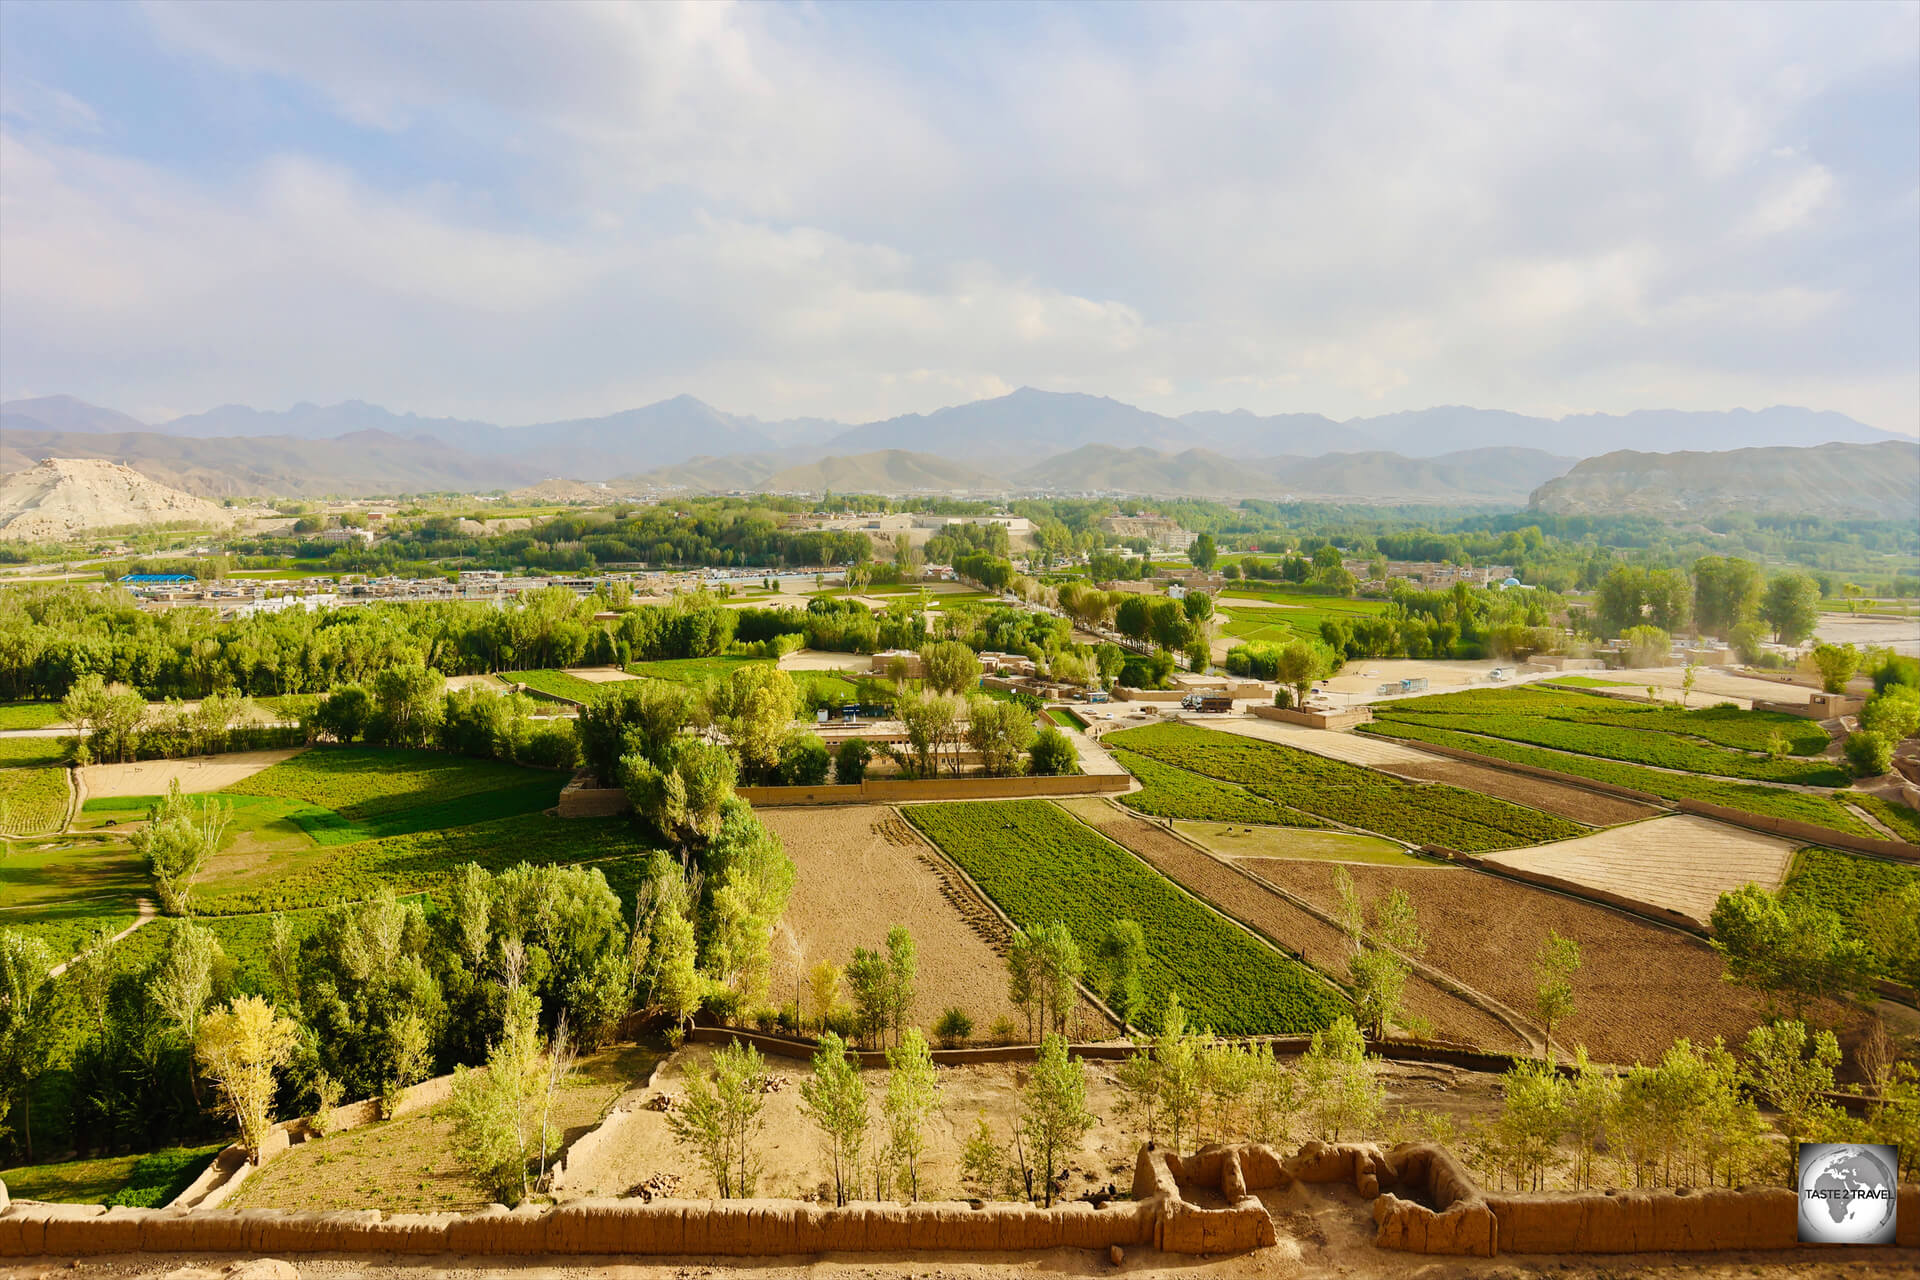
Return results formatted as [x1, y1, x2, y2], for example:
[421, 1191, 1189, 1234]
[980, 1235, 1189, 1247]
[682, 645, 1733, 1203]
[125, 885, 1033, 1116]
[79, 749, 306, 799]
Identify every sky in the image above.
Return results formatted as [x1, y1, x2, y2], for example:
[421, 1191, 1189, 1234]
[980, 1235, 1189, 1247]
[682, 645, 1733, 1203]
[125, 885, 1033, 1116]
[2, 0, 1917, 433]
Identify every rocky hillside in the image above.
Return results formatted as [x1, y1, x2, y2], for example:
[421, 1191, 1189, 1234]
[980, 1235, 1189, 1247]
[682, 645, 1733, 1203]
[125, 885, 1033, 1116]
[1529, 440, 1920, 519]
[0, 457, 246, 541]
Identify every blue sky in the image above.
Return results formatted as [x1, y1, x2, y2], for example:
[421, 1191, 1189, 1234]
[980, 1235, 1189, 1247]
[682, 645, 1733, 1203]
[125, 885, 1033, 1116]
[2, 0, 1916, 433]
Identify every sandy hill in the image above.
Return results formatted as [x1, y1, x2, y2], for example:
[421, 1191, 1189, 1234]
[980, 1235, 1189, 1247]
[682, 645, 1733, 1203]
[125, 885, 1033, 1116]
[1530, 439, 1920, 519]
[0, 457, 244, 542]
[506, 477, 631, 504]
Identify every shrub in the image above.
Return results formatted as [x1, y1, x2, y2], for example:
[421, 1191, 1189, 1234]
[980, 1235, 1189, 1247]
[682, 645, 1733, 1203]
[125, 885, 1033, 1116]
[777, 735, 832, 787]
[989, 1015, 1019, 1045]
[1027, 726, 1078, 776]
[833, 737, 873, 784]
[1273, 686, 1294, 709]
[823, 1008, 859, 1041]
[1845, 731, 1893, 778]
[703, 986, 745, 1025]
[935, 1007, 975, 1048]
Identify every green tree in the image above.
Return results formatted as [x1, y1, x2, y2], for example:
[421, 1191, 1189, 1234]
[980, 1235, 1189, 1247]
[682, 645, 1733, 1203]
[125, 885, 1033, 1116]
[882, 1028, 940, 1201]
[1845, 730, 1893, 777]
[1007, 922, 1081, 1040]
[1741, 1019, 1842, 1185]
[1709, 885, 1876, 1018]
[799, 1031, 869, 1206]
[1861, 685, 1920, 741]
[965, 694, 1035, 777]
[651, 902, 702, 1036]
[196, 994, 301, 1164]
[713, 664, 799, 781]
[1533, 932, 1580, 1059]
[1093, 920, 1148, 1027]
[1020, 1034, 1096, 1207]
[1026, 726, 1077, 776]
[1274, 638, 1336, 707]
[1810, 642, 1860, 693]
[1187, 533, 1218, 572]
[151, 920, 224, 1106]
[1691, 556, 1761, 638]
[132, 780, 230, 916]
[1760, 573, 1822, 645]
[668, 1038, 768, 1199]
[1300, 1016, 1383, 1141]
[1620, 625, 1671, 669]
[448, 986, 549, 1202]
[919, 640, 983, 696]
[1333, 867, 1424, 1038]
[0, 931, 55, 1158]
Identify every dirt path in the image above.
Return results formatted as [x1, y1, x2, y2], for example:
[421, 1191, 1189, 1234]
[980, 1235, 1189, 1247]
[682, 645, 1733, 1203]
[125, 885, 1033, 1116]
[1054, 798, 1535, 1056]
[1482, 814, 1795, 923]
[1195, 718, 1439, 767]
[47, 897, 156, 979]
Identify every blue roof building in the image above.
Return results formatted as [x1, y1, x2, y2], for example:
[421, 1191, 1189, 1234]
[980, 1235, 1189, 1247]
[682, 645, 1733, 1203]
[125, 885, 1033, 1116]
[119, 573, 197, 585]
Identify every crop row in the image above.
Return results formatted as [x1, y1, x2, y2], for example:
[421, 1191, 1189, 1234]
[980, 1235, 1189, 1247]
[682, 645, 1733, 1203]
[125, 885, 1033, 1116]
[0, 766, 69, 835]
[1378, 687, 1829, 756]
[1373, 709, 1847, 787]
[1360, 720, 1874, 837]
[0, 701, 66, 732]
[1106, 723, 1584, 853]
[1781, 848, 1918, 984]
[905, 799, 1346, 1036]
[1109, 747, 1325, 828]
[1850, 794, 1920, 844]
[0, 736, 67, 767]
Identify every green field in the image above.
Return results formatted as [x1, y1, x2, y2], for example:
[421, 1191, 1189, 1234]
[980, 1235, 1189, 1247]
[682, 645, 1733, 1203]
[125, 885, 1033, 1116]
[1361, 719, 1874, 837]
[0, 1144, 223, 1207]
[625, 655, 763, 685]
[1108, 722, 1585, 853]
[1377, 686, 1831, 754]
[1852, 794, 1920, 843]
[0, 702, 66, 730]
[222, 747, 568, 843]
[1218, 595, 1390, 646]
[1782, 848, 1918, 971]
[1544, 676, 1633, 689]
[0, 737, 67, 767]
[511, 668, 613, 702]
[905, 799, 1346, 1036]
[1110, 747, 1325, 828]
[0, 765, 69, 834]
[0, 832, 144, 912]
[1175, 822, 1431, 866]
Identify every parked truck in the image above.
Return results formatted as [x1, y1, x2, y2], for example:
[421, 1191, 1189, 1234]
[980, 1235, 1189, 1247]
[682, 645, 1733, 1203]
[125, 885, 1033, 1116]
[1181, 692, 1235, 713]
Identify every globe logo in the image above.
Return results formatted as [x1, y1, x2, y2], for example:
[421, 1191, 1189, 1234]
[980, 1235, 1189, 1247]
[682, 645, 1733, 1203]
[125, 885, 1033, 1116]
[1797, 1142, 1899, 1245]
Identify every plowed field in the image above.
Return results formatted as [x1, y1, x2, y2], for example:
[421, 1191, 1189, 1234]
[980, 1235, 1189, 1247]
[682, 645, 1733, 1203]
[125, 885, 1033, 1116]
[1241, 860, 1773, 1065]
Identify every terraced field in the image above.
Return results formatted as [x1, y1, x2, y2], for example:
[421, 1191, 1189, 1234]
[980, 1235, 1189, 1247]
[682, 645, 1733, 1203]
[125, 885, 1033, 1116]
[0, 764, 68, 835]
[1108, 722, 1586, 853]
[905, 799, 1346, 1036]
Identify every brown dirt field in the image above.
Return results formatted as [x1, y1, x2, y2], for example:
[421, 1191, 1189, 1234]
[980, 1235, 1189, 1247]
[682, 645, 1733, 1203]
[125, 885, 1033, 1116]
[227, 1044, 660, 1214]
[760, 806, 1108, 1035]
[1482, 814, 1795, 923]
[1239, 860, 1776, 1066]
[549, 1043, 1513, 1207]
[1054, 800, 1531, 1056]
[1383, 758, 1660, 826]
[78, 748, 305, 799]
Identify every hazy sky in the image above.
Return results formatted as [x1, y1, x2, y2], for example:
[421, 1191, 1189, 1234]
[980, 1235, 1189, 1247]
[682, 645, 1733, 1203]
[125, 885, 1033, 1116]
[3, 1, 1916, 432]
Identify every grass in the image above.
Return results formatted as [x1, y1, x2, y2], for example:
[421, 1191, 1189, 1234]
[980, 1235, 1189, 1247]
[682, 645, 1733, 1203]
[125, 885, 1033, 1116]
[0, 702, 65, 730]
[1850, 794, 1920, 843]
[625, 655, 762, 685]
[0, 1144, 223, 1206]
[1546, 676, 1634, 688]
[1360, 719, 1876, 838]
[0, 832, 145, 912]
[1108, 722, 1585, 853]
[222, 747, 567, 844]
[1055, 707, 1091, 731]
[1110, 747, 1325, 828]
[1218, 595, 1390, 646]
[0, 737, 68, 767]
[905, 799, 1347, 1035]
[1174, 821, 1434, 866]
[1782, 847, 1919, 950]
[7, 908, 141, 966]
[0, 765, 69, 834]
[511, 668, 618, 702]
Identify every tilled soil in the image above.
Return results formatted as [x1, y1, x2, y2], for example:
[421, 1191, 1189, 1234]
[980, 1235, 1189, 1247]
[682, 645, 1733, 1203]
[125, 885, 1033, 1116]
[760, 806, 1109, 1035]
[1383, 759, 1660, 827]
[1241, 860, 1773, 1066]
[1056, 801, 1531, 1055]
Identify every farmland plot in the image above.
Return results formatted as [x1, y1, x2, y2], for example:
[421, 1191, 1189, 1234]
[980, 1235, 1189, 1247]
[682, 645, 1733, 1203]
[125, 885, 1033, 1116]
[906, 799, 1346, 1036]
[0, 764, 68, 834]
[1482, 814, 1796, 924]
[1108, 723, 1585, 853]
[1243, 860, 1777, 1066]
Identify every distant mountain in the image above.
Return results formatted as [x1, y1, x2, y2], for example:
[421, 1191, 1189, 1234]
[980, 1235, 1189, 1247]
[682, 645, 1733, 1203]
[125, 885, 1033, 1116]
[1178, 409, 1374, 455]
[1530, 440, 1920, 519]
[2, 395, 151, 434]
[763, 450, 995, 494]
[620, 454, 782, 492]
[0, 428, 538, 498]
[1355, 405, 1902, 456]
[824, 388, 1185, 462]
[1016, 444, 1572, 502]
[158, 399, 503, 445]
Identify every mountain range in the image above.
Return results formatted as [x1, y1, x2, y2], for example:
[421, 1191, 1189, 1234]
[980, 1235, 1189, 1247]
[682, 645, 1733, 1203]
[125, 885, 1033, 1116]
[1530, 441, 1920, 521]
[3, 388, 1911, 507]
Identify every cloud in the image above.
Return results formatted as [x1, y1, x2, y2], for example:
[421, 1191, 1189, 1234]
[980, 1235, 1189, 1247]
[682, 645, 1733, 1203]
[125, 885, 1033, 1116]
[1, 0, 1915, 433]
